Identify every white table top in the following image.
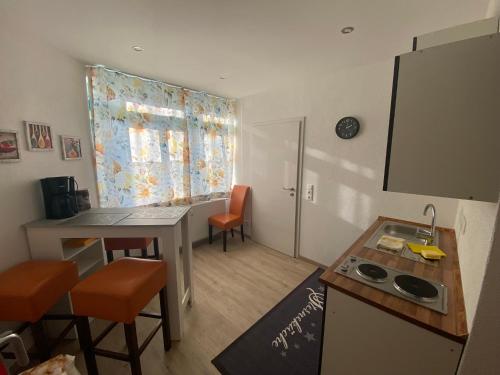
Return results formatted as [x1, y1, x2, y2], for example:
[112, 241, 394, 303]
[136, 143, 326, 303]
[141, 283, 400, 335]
[25, 206, 191, 228]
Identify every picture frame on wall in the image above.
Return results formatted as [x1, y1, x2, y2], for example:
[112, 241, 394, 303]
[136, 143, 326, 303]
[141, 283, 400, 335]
[0, 129, 21, 162]
[25, 121, 54, 151]
[61, 135, 82, 160]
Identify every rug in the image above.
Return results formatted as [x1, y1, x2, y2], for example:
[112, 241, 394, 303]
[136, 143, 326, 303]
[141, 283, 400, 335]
[212, 268, 325, 375]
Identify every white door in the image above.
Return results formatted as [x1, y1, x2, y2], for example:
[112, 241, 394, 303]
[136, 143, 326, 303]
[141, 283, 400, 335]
[248, 118, 304, 257]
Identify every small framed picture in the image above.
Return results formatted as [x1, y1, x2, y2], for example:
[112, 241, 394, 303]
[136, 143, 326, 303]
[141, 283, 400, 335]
[61, 135, 82, 160]
[0, 129, 21, 162]
[25, 121, 54, 151]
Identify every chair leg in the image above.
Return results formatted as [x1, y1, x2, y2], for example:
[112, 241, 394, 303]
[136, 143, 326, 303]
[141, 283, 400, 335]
[124, 249, 131, 257]
[241, 224, 245, 242]
[223, 230, 227, 252]
[153, 238, 160, 259]
[159, 288, 171, 351]
[141, 248, 148, 258]
[76, 317, 98, 375]
[231, 228, 234, 237]
[106, 251, 114, 264]
[31, 320, 51, 362]
[124, 321, 142, 375]
[208, 225, 213, 244]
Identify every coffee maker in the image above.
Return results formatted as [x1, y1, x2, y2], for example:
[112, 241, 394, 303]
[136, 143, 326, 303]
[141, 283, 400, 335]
[40, 176, 79, 219]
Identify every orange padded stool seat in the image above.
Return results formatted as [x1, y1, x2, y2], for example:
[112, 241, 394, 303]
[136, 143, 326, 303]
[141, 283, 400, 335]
[71, 258, 170, 375]
[71, 258, 166, 323]
[208, 213, 241, 230]
[0, 260, 78, 323]
[208, 185, 250, 252]
[0, 260, 78, 361]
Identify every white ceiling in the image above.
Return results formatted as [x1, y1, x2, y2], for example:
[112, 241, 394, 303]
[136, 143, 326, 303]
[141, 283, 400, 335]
[1, 0, 490, 98]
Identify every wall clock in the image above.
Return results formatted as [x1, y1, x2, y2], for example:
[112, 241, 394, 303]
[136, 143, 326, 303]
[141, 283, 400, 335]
[335, 117, 360, 139]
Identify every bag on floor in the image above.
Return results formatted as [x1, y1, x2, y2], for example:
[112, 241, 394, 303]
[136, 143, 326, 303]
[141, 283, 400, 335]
[20, 355, 80, 375]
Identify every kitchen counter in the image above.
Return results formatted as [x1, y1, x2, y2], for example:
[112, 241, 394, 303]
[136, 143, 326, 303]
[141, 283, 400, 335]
[320, 216, 468, 343]
[24, 206, 193, 341]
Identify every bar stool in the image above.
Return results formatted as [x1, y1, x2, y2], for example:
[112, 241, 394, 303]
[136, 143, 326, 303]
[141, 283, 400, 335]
[71, 258, 170, 375]
[103, 238, 160, 263]
[0, 260, 79, 362]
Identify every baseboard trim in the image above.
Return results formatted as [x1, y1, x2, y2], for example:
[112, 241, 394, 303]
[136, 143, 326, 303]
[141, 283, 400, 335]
[298, 255, 328, 269]
[193, 236, 212, 248]
[193, 229, 250, 248]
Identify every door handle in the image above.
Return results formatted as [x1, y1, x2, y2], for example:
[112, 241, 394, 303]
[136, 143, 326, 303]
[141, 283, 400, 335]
[282, 187, 295, 192]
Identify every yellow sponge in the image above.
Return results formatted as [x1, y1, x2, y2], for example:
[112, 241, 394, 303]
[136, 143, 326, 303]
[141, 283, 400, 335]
[407, 243, 446, 259]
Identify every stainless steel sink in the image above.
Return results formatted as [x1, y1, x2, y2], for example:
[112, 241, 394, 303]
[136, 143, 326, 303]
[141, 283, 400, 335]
[383, 223, 421, 238]
[364, 221, 440, 266]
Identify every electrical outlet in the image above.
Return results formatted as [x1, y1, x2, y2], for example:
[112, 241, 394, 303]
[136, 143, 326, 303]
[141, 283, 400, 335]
[306, 184, 314, 201]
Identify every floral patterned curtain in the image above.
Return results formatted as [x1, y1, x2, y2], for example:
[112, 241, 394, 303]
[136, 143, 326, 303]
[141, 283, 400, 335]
[87, 66, 236, 207]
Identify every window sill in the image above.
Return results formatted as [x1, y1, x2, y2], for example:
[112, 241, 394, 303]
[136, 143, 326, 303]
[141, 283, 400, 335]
[189, 198, 227, 207]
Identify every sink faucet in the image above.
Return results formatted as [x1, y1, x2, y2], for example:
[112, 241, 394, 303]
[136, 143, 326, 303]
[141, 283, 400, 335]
[417, 204, 436, 244]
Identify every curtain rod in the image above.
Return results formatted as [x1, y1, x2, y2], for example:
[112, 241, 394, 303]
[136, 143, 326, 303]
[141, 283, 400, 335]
[86, 64, 234, 101]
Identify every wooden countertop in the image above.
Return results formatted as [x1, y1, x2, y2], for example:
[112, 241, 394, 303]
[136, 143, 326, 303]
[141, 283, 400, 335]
[320, 216, 468, 343]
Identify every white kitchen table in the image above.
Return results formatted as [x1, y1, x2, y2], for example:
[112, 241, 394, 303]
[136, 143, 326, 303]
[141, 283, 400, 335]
[24, 206, 193, 340]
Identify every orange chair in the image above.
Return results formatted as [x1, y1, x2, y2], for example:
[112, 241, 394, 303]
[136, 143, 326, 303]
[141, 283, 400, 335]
[208, 185, 250, 252]
[0, 260, 79, 361]
[103, 237, 159, 263]
[71, 258, 170, 375]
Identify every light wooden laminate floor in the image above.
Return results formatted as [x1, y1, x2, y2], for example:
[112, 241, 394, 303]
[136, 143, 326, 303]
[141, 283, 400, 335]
[60, 236, 317, 374]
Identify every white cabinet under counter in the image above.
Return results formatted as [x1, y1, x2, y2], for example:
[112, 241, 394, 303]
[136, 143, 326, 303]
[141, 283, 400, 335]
[321, 287, 463, 375]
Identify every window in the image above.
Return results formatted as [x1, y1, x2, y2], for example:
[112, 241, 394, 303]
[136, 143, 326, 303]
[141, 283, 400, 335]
[87, 66, 236, 208]
[129, 128, 162, 163]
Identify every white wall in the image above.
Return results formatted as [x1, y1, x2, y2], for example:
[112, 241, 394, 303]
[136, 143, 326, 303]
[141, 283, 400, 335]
[238, 61, 458, 266]
[0, 21, 97, 271]
[458, 198, 500, 375]
[190, 199, 227, 242]
[454, 199, 499, 327]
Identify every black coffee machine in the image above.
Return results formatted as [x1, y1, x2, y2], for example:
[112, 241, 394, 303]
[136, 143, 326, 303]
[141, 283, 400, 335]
[41, 176, 79, 219]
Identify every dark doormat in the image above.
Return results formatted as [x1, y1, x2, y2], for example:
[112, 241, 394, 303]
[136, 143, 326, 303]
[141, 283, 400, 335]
[212, 268, 325, 375]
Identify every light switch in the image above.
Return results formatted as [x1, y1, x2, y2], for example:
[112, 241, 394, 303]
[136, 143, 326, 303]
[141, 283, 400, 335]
[306, 184, 314, 201]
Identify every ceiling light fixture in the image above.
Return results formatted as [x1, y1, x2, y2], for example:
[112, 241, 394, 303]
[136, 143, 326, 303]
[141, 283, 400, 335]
[341, 26, 354, 34]
[219, 75, 227, 80]
[132, 45, 144, 52]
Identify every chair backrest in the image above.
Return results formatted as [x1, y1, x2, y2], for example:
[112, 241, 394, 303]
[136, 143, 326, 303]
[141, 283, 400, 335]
[104, 238, 152, 251]
[229, 185, 250, 219]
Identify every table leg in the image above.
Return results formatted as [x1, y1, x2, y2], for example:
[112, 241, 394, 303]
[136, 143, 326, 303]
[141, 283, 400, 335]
[159, 226, 183, 340]
[181, 213, 193, 306]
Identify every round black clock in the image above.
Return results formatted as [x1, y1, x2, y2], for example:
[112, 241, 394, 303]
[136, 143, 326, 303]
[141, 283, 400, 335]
[335, 117, 360, 139]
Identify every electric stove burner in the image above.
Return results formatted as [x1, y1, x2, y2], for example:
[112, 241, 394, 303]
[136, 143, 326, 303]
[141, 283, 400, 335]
[335, 256, 447, 314]
[355, 263, 388, 283]
[393, 275, 438, 303]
